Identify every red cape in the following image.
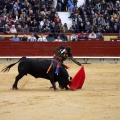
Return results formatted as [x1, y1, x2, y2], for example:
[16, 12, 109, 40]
[69, 66, 86, 90]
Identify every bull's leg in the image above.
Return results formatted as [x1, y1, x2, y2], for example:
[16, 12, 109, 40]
[49, 82, 57, 89]
[13, 74, 24, 90]
[52, 82, 57, 91]
[50, 80, 57, 91]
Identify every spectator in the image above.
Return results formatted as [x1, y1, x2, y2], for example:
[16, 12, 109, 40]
[0, 17, 4, 32]
[18, 17, 25, 28]
[54, 15, 61, 23]
[40, 0, 46, 11]
[31, 19, 39, 32]
[77, 33, 82, 41]
[70, 22, 79, 33]
[23, 24, 29, 33]
[50, 8, 56, 21]
[81, 32, 88, 39]
[3, 24, 10, 34]
[73, 0, 78, 6]
[95, 3, 101, 12]
[96, 31, 104, 38]
[60, 34, 68, 41]
[40, 18, 46, 28]
[46, 33, 55, 41]
[21, 34, 28, 41]
[47, 0, 53, 10]
[27, 17, 34, 32]
[50, 22, 56, 33]
[62, 23, 68, 33]
[63, 0, 68, 11]
[10, 25, 17, 33]
[28, 33, 37, 41]
[56, 22, 62, 33]
[34, 33, 40, 40]
[0, 36, 4, 41]
[42, 25, 50, 32]
[109, 18, 115, 29]
[71, 34, 78, 41]
[57, 0, 63, 11]
[11, 33, 20, 42]
[104, 25, 112, 33]
[79, 22, 85, 32]
[54, 35, 63, 42]
[68, 0, 75, 14]
[17, 25, 23, 32]
[38, 34, 47, 42]
[88, 31, 97, 38]
[13, 2, 21, 11]
[68, 26, 74, 33]
[58, 0, 67, 11]
[112, 24, 119, 33]
[85, 22, 91, 33]
[53, 0, 57, 8]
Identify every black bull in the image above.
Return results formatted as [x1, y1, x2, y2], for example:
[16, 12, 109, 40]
[2, 57, 70, 90]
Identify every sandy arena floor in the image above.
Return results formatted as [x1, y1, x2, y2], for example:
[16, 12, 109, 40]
[0, 61, 120, 120]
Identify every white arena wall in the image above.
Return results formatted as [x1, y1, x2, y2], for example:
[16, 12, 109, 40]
[0, 57, 120, 64]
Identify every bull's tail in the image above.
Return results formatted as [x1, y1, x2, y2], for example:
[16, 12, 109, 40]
[1, 57, 26, 72]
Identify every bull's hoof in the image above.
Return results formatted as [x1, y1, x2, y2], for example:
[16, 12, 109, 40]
[12, 85, 18, 90]
[65, 86, 70, 90]
[54, 88, 58, 91]
[59, 85, 64, 89]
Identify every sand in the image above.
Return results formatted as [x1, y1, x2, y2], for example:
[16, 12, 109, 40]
[0, 62, 120, 120]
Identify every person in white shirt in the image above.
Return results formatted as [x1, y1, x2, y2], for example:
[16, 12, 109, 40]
[10, 25, 17, 33]
[38, 34, 47, 42]
[54, 36, 63, 42]
[71, 34, 77, 41]
[88, 31, 97, 38]
[28, 33, 37, 41]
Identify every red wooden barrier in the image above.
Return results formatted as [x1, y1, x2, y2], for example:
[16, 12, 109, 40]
[0, 41, 120, 57]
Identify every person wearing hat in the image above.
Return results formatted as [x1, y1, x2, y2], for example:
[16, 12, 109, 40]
[10, 25, 17, 33]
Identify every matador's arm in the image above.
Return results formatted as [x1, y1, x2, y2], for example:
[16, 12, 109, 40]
[69, 57, 82, 66]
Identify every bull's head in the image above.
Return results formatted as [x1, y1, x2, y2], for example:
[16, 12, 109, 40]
[57, 76, 70, 90]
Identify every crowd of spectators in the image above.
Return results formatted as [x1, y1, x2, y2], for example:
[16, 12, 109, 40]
[9, 32, 68, 42]
[69, 0, 120, 34]
[0, 0, 78, 34]
[0, 0, 120, 41]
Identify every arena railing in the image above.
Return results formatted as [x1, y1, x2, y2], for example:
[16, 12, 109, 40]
[0, 32, 119, 41]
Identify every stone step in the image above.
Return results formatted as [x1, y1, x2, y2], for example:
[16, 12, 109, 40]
[58, 12, 72, 29]
[77, 0, 85, 7]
